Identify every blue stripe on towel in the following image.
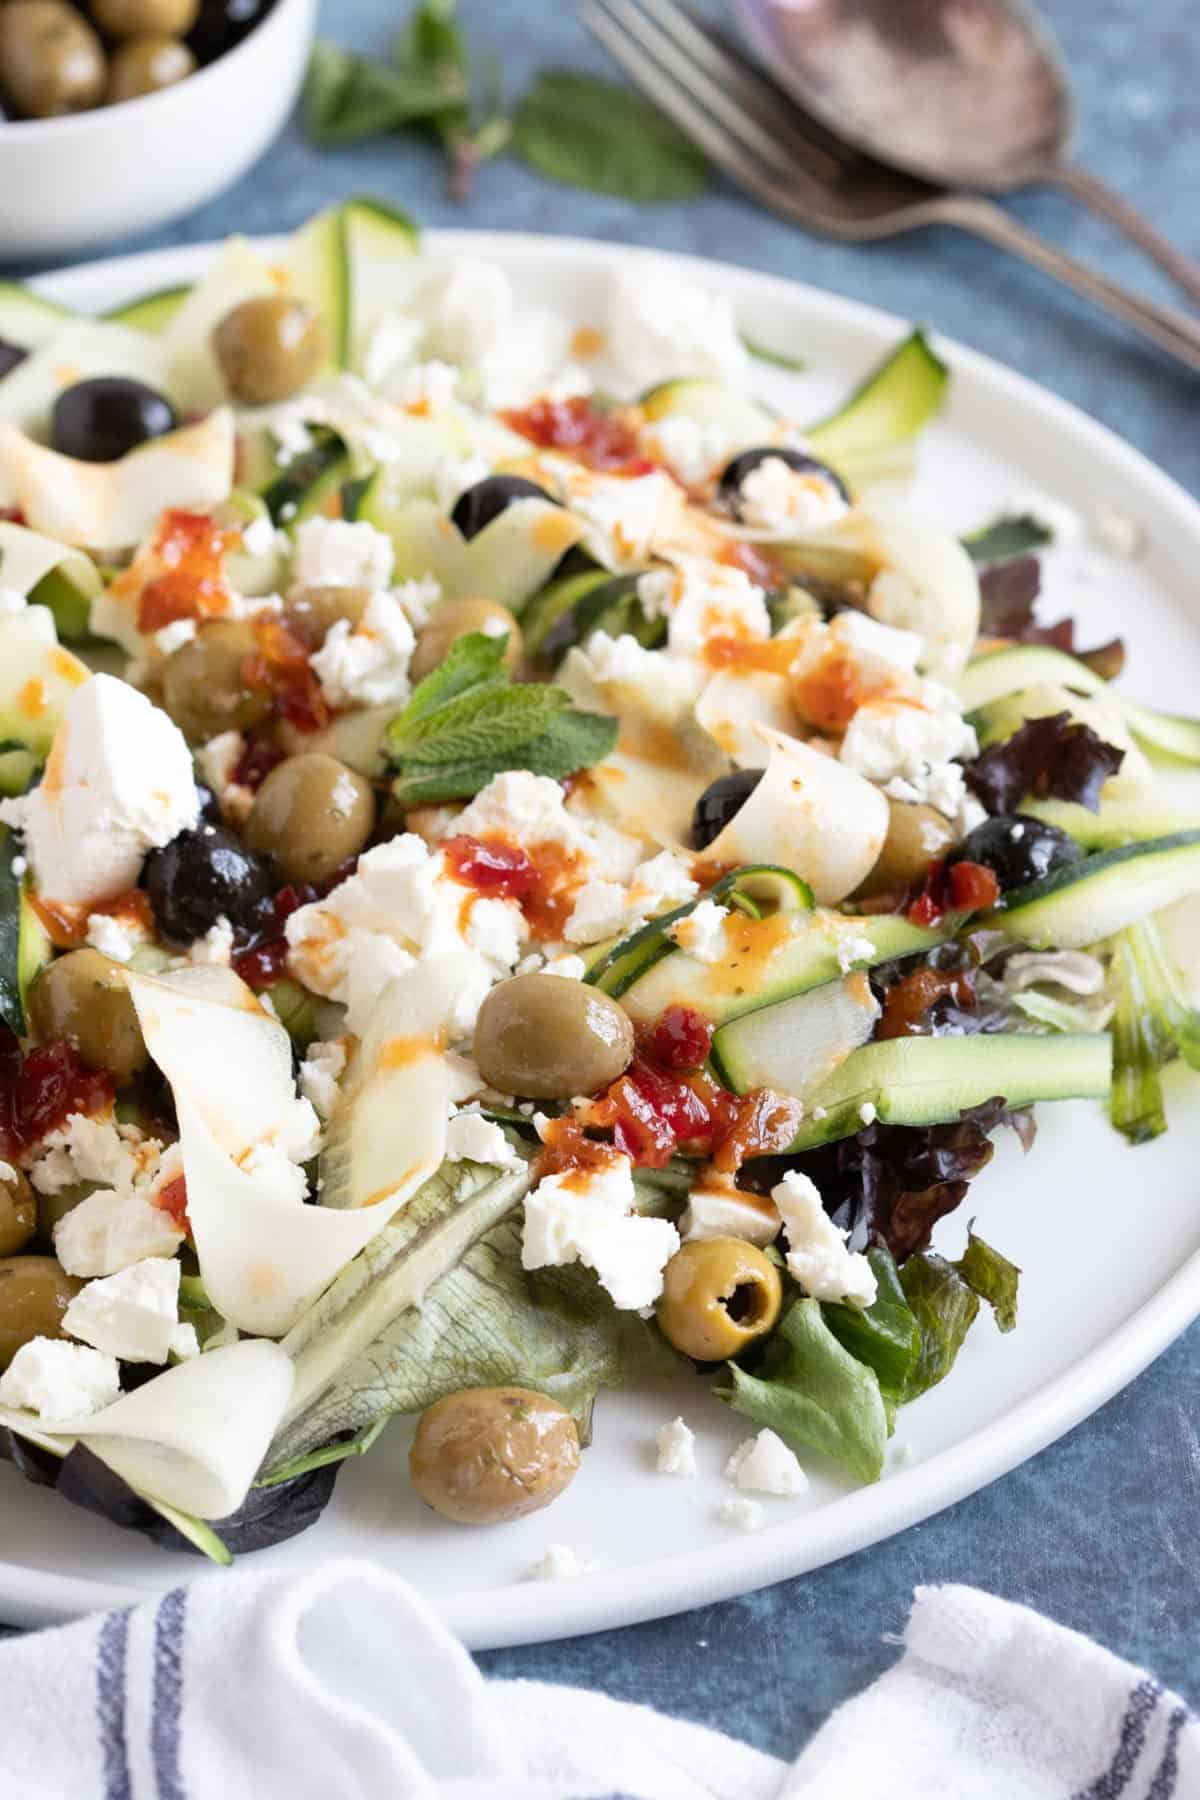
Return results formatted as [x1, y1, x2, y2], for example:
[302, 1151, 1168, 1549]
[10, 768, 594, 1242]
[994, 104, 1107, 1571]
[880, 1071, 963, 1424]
[96, 1608, 133, 1800]
[1147, 1705, 1191, 1800]
[1072, 1679, 1161, 1799]
[151, 1587, 188, 1800]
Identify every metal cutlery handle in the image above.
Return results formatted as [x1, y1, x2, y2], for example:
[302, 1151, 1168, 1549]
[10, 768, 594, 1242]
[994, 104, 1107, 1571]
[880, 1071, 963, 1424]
[934, 194, 1200, 375]
[1045, 162, 1200, 311]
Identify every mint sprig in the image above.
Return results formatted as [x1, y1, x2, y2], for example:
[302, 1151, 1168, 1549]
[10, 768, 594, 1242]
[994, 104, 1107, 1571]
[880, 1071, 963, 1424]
[387, 632, 618, 809]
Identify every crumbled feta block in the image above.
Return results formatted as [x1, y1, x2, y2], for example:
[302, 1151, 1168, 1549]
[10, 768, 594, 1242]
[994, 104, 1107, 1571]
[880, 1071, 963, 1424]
[543, 953, 587, 981]
[725, 1429, 807, 1497]
[771, 1169, 877, 1307]
[670, 899, 729, 964]
[393, 575, 443, 632]
[457, 771, 642, 884]
[736, 456, 849, 533]
[859, 1102, 877, 1125]
[530, 1543, 596, 1581]
[0, 675, 199, 906]
[292, 517, 395, 591]
[1092, 507, 1143, 557]
[270, 405, 316, 463]
[522, 1154, 680, 1310]
[197, 729, 254, 825]
[298, 1037, 347, 1121]
[154, 618, 196, 657]
[717, 1497, 765, 1533]
[0, 1160, 15, 1183]
[638, 560, 770, 659]
[240, 513, 275, 559]
[445, 1111, 525, 1171]
[54, 1187, 185, 1279]
[63, 1258, 181, 1365]
[642, 416, 732, 488]
[681, 1184, 780, 1246]
[311, 588, 416, 710]
[608, 263, 749, 392]
[85, 911, 146, 964]
[361, 310, 425, 391]
[0, 1337, 120, 1423]
[28, 1113, 155, 1198]
[170, 1322, 200, 1361]
[434, 454, 491, 513]
[563, 630, 703, 728]
[551, 462, 679, 572]
[416, 258, 514, 364]
[839, 680, 977, 815]
[655, 1416, 698, 1478]
[565, 850, 698, 947]
[394, 360, 460, 412]
[836, 933, 876, 973]
[188, 916, 234, 965]
[828, 609, 923, 679]
[239, 1138, 310, 1205]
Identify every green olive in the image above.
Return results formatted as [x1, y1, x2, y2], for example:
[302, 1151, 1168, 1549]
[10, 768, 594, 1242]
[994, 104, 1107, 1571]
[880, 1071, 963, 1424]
[105, 32, 194, 102]
[410, 600, 523, 683]
[244, 752, 375, 886]
[36, 1183, 88, 1243]
[212, 296, 328, 406]
[473, 974, 634, 1099]
[284, 584, 371, 650]
[0, 2, 106, 117]
[656, 1237, 782, 1361]
[855, 799, 958, 898]
[27, 950, 148, 1085]
[161, 619, 272, 743]
[0, 1169, 36, 1259]
[90, 0, 198, 36]
[409, 1386, 580, 1525]
[0, 1257, 81, 1371]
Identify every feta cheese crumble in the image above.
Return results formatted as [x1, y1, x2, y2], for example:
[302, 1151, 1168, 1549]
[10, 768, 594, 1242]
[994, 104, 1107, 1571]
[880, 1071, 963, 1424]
[292, 517, 395, 592]
[521, 1153, 680, 1311]
[725, 1429, 808, 1498]
[717, 1497, 765, 1533]
[0, 675, 199, 906]
[670, 899, 730, 964]
[530, 1543, 596, 1580]
[681, 1183, 781, 1246]
[85, 911, 146, 964]
[655, 1417, 698, 1478]
[735, 456, 849, 533]
[310, 588, 416, 710]
[839, 680, 978, 816]
[607, 264, 749, 392]
[197, 729, 254, 825]
[771, 1170, 877, 1307]
[298, 1037, 347, 1120]
[638, 560, 770, 659]
[445, 1110, 525, 1171]
[0, 1337, 120, 1423]
[63, 1258, 183, 1365]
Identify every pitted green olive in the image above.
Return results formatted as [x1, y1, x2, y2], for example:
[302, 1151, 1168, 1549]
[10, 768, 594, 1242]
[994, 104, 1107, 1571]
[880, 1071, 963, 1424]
[856, 798, 957, 898]
[0, 1169, 36, 1259]
[409, 1386, 580, 1525]
[244, 752, 375, 886]
[0, 3, 106, 117]
[284, 584, 371, 650]
[212, 296, 328, 406]
[106, 33, 195, 102]
[26, 949, 148, 1086]
[91, 0, 199, 34]
[410, 600, 522, 683]
[656, 1237, 782, 1361]
[161, 619, 272, 743]
[473, 974, 634, 1099]
[0, 1257, 81, 1370]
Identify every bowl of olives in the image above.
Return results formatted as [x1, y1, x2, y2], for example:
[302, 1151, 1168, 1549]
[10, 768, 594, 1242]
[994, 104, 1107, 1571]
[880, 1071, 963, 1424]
[0, 0, 316, 258]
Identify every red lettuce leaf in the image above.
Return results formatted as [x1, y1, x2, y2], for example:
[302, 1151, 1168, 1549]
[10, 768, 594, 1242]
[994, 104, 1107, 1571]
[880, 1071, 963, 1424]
[964, 711, 1125, 815]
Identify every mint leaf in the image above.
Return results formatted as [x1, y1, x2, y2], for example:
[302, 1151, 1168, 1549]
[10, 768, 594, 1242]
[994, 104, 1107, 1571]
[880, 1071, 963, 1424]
[955, 1228, 1020, 1334]
[388, 631, 508, 746]
[397, 0, 510, 198]
[716, 1296, 888, 1484]
[519, 709, 618, 779]
[303, 40, 464, 146]
[400, 682, 568, 765]
[391, 761, 513, 809]
[514, 72, 708, 203]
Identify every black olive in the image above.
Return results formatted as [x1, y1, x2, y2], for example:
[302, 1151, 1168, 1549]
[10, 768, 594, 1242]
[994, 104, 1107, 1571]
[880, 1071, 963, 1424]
[451, 475, 559, 541]
[948, 813, 1083, 894]
[718, 447, 849, 519]
[0, 340, 27, 380]
[52, 378, 178, 465]
[187, 0, 267, 62]
[692, 769, 763, 851]
[141, 823, 274, 945]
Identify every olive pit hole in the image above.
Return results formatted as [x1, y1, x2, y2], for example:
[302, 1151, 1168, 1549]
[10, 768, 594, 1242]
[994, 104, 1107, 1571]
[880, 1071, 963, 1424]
[723, 1279, 768, 1326]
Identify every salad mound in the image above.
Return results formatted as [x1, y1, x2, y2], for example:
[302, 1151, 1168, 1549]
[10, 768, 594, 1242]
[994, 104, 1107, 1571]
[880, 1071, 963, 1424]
[0, 201, 1195, 1557]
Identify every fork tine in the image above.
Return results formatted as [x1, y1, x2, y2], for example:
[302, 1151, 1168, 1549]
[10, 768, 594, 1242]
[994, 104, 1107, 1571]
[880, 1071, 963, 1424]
[580, 0, 803, 219]
[632, 0, 849, 182]
[584, 0, 821, 190]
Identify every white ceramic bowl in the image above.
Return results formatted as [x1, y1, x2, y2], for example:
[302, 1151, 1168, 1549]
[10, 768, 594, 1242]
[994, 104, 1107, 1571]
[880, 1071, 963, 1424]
[0, 0, 316, 261]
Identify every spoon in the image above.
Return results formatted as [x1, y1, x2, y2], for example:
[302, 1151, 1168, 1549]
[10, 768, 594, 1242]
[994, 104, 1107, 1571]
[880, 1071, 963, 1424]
[734, 0, 1200, 307]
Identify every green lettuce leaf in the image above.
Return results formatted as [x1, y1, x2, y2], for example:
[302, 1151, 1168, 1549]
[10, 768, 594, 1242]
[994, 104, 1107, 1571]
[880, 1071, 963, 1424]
[716, 1296, 888, 1483]
[266, 1163, 664, 1476]
[956, 1228, 1021, 1334]
[823, 1246, 921, 1424]
[898, 1253, 979, 1401]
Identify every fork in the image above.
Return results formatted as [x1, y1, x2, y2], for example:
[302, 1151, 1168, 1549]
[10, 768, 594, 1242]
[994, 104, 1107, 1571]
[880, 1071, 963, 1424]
[579, 0, 1200, 376]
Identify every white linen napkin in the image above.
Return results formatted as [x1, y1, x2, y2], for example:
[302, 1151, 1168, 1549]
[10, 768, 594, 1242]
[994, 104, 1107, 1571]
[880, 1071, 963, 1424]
[0, 1559, 1194, 1799]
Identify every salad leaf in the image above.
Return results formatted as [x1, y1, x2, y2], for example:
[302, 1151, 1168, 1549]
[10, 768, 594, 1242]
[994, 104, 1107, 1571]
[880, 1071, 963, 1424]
[957, 1228, 1020, 1334]
[716, 1297, 888, 1483]
[976, 555, 1043, 638]
[742, 335, 807, 372]
[962, 515, 1052, 566]
[822, 1246, 921, 1422]
[898, 1253, 979, 1402]
[267, 1206, 664, 1476]
[387, 631, 617, 807]
[302, 40, 464, 147]
[1110, 929, 1167, 1143]
[964, 711, 1125, 815]
[513, 72, 709, 203]
[398, 0, 511, 198]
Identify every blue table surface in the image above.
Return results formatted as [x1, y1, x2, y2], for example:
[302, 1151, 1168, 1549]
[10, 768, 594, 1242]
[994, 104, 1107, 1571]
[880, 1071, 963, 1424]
[13, 0, 1200, 1764]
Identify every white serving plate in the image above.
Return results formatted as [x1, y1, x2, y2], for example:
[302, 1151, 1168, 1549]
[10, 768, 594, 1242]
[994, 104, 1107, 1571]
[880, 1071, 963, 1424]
[1, 233, 1198, 1649]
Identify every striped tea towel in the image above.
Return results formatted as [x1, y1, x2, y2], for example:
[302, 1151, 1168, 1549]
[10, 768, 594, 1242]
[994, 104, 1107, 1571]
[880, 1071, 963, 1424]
[0, 1560, 1195, 1799]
